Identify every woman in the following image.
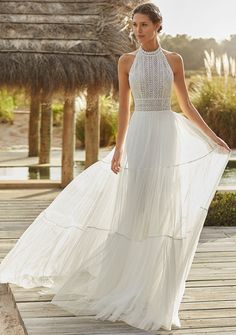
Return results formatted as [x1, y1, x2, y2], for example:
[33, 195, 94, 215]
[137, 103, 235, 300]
[0, 2, 231, 332]
[111, 5, 230, 174]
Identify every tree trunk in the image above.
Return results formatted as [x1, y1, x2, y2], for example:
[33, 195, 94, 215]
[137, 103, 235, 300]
[62, 97, 75, 187]
[28, 94, 40, 157]
[39, 99, 52, 164]
[85, 87, 100, 168]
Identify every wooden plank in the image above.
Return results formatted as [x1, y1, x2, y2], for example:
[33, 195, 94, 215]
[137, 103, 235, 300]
[201, 227, 236, 232]
[0, 220, 39, 224]
[0, 218, 40, 222]
[0, 199, 51, 202]
[0, 230, 27, 238]
[182, 286, 236, 302]
[188, 274, 236, 280]
[193, 257, 236, 263]
[0, 200, 50, 203]
[0, 203, 50, 206]
[0, 238, 19, 245]
[199, 234, 230, 238]
[186, 279, 236, 287]
[0, 209, 48, 213]
[191, 262, 236, 268]
[180, 318, 236, 329]
[12, 291, 54, 303]
[0, 204, 49, 207]
[21, 315, 236, 332]
[17, 300, 236, 319]
[17, 301, 74, 318]
[9, 271, 236, 289]
[208, 227, 236, 233]
[0, 239, 19, 256]
[194, 251, 236, 258]
[189, 268, 236, 276]
[0, 222, 35, 227]
[198, 237, 236, 244]
[180, 308, 236, 319]
[196, 244, 236, 252]
[10, 285, 236, 305]
[0, 211, 45, 215]
[0, 205, 49, 208]
[181, 300, 236, 310]
[15, 329, 236, 335]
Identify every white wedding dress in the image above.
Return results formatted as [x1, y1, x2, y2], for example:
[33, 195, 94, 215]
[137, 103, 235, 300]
[0, 45, 230, 331]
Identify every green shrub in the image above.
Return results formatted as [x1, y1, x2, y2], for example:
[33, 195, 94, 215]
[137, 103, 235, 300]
[190, 76, 236, 148]
[185, 70, 205, 78]
[205, 192, 236, 226]
[99, 94, 118, 147]
[76, 111, 85, 146]
[76, 94, 118, 148]
[0, 89, 14, 123]
[12, 91, 30, 110]
[52, 102, 64, 126]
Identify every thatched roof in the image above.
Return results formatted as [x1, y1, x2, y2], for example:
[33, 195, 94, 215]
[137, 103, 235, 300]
[0, 0, 142, 96]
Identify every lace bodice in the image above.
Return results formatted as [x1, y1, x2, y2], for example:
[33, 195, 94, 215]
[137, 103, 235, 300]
[128, 45, 174, 112]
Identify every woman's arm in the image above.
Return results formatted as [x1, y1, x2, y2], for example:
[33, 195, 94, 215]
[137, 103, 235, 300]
[172, 53, 230, 151]
[111, 54, 131, 174]
[115, 54, 131, 151]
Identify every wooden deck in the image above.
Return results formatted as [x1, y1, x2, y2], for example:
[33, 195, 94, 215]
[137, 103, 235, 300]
[1, 189, 236, 334]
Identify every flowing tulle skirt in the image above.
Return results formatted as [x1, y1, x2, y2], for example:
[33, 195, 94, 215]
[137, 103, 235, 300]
[0, 110, 230, 331]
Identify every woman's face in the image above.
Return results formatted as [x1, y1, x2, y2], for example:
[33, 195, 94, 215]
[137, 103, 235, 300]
[132, 13, 159, 43]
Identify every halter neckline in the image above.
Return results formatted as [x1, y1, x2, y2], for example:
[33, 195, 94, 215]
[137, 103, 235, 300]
[139, 45, 162, 55]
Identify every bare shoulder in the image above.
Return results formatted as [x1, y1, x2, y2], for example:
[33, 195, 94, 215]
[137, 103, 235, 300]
[120, 49, 139, 58]
[161, 48, 184, 73]
[162, 48, 182, 61]
[119, 50, 138, 64]
[118, 50, 139, 74]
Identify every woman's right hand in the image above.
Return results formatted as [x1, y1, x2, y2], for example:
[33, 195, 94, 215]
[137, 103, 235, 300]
[111, 148, 123, 174]
[213, 136, 231, 153]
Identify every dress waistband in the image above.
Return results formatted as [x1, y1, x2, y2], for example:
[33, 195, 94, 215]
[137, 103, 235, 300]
[134, 98, 171, 112]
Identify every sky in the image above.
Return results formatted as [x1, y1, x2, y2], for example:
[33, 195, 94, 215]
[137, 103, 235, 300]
[153, 0, 236, 41]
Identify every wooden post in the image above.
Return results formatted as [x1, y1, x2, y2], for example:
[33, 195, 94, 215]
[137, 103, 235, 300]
[85, 87, 100, 168]
[39, 98, 52, 164]
[62, 96, 75, 187]
[28, 94, 40, 157]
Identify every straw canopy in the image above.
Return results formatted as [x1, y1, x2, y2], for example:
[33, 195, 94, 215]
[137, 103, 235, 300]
[0, 0, 139, 96]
